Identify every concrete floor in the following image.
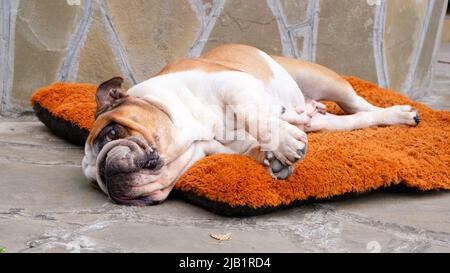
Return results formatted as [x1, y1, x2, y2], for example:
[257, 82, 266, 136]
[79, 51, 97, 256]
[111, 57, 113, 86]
[0, 44, 449, 253]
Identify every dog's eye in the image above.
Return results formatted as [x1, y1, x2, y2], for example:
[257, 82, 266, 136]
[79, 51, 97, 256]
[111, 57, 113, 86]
[106, 128, 117, 142]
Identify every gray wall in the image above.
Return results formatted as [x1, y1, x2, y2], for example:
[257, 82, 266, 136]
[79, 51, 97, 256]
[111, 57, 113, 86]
[0, 0, 448, 115]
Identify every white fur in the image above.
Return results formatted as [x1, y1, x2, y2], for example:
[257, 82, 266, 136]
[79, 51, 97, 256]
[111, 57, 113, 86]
[83, 46, 419, 202]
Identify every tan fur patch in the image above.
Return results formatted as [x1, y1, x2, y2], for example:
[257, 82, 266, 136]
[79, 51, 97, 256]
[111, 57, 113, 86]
[87, 98, 174, 154]
[158, 44, 274, 83]
[157, 58, 233, 76]
[271, 55, 345, 80]
[270, 55, 351, 93]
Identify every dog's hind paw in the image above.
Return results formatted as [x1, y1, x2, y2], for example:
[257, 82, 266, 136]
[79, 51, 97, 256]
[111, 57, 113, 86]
[385, 105, 421, 127]
[414, 113, 421, 125]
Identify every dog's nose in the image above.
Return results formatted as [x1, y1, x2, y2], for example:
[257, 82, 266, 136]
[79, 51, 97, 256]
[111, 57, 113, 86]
[143, 151, 163, 170]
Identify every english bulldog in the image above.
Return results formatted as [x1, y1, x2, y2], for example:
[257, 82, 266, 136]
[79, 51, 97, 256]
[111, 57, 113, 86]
[82, 44, 420, 206]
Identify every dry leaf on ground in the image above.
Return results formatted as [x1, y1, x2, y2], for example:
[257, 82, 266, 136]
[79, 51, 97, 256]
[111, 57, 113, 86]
[210, 233, 232, 241]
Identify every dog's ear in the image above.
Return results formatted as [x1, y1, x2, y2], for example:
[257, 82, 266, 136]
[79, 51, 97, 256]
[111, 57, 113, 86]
[95, 77, 127, 117]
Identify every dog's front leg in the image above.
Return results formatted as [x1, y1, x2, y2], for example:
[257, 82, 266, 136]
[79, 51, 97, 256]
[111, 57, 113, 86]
[241, 108, 308, 179]
[224, 86, 307, 179]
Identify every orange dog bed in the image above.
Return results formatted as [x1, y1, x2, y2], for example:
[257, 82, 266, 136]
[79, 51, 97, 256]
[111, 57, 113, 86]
[31, 77, 450, 216]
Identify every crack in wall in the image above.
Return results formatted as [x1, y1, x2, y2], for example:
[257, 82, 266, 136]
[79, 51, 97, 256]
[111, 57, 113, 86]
[15, 13, 65, 52]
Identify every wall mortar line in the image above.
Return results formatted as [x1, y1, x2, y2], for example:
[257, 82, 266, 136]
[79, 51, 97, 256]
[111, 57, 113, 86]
[57, 0, 93, 82]
[310, 0, 320, 62]
[288, 20, 313, 32]
[268, 0, 319, 61]
[302, 0, 319, 62]
[0, 0, 19, 115]
[0, 0, 7, 113]
[267, 0, 296, 58]
[187, 0, 225, 57]
[98, 0, 137, 85]
[373, 0, 389, 88]
[422, 0, 449, 98]
[402, 0, 435, 95]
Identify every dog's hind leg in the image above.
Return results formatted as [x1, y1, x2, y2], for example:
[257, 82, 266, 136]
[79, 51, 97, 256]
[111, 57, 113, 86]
[271, 55, 418, 117]
[307, 107, 420, 132]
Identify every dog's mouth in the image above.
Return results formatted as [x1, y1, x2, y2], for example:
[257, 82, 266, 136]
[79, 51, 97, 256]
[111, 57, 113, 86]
[96, 136, 167, 206]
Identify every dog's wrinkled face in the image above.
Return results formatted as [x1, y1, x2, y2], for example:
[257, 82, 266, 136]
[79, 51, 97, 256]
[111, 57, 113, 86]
[82, 77, 178, 206]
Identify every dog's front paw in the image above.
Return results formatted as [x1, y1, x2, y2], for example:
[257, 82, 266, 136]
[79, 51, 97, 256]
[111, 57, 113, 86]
[264, 148, 306, 180]
[272, 121, 308, 166]
[260, 120, 307, 180]
[264, 152, 292, 180]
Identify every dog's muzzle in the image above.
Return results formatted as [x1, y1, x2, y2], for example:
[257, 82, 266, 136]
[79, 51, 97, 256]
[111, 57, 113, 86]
[96, 136, 165, 206]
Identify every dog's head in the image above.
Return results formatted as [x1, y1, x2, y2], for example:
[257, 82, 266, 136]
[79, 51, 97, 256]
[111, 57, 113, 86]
[82, 77, 183, 205]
